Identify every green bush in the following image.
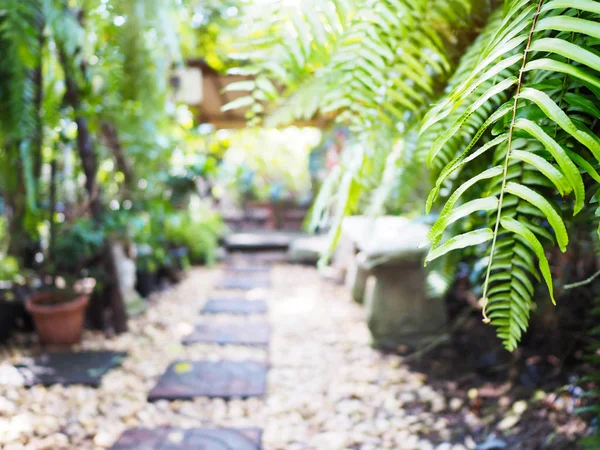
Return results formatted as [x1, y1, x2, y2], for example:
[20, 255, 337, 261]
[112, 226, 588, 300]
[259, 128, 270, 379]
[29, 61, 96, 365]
[52, 218, 105, 275]
[164, 206, 223, 266]
[0, 255, 19, 282]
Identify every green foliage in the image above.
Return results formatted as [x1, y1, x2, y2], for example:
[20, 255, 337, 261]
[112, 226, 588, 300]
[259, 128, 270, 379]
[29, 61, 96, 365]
[126, 210, 168, 272]
[215, 127, 318, 204]
[85, 0, 184, 184]
[164, 206, 224, 265]
[227, 0, 489, 263]
[52, 218, 105, 275]
[0, 1, 39, 142]
[0, 0, 226, 276]
[0, 0, 42, 212]
[423, 0, 600, 351]
[231, 0, 600, 353]
[178, 0, 242, 71]
[0, 256, 20, 282]
[224, 0, 353, 125]
[228, 0, 478, 131]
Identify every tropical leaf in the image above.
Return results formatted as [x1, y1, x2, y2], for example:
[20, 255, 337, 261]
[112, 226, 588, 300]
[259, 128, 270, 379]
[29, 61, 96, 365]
[423, 0, 600, 350]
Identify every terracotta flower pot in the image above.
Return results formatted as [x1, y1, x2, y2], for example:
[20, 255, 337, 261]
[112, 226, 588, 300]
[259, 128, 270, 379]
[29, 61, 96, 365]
[26, 292, 89, 346]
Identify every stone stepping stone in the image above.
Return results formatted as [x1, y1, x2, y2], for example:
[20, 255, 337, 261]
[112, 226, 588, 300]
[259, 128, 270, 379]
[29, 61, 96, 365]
[215, 277, 271, 290]
[15, 351, 126, 387]
[224, 231, 304, 251]
[226, 251, 288, 265]
[182, 323, 270, 346]
[148, 360, 267, 401]
[223, 265, 271, 274]
[110, 427, 262, 449]
[201, 298, 268, 315]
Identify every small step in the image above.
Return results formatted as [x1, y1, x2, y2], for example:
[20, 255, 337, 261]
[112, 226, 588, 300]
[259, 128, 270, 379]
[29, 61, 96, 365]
[110, 427, 262, 449]
[215, 277, 271, 291]
[148, 360, 268, 401]
[223, 264, 271, 274]
[182, 322, 270, 346]
[201, 298, 268, 315]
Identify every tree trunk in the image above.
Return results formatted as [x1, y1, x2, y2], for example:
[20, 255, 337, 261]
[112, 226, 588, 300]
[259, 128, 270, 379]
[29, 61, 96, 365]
[32, 17, 45, 185]
[74, 115, 103, 220]
[86, 284, 108, 330]
[48, 157, 57, 284]
[100, 121, 135, 192]
[57, 31, 103, 221]
[106, 238, 129, 333]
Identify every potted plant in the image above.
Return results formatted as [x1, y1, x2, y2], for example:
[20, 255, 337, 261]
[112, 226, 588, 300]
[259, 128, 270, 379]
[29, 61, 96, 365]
[135, 245, 160, 297]
[128, 212, 165, 296]
[26, 218, 103, 345]
[164, 207, 222, 266]
[25, 287, 89, 345]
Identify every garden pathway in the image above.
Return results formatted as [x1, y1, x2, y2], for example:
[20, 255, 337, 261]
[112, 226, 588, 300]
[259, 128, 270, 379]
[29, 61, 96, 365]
[0, 254, 473, 450]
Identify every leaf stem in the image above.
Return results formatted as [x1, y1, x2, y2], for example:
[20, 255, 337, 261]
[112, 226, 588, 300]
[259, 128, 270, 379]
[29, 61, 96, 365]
[481, 0, 545, 323]
[563, 270, 600, 290]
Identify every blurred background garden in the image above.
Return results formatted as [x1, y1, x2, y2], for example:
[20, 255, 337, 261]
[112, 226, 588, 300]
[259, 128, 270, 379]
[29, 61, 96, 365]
[0, 0, 599, 449]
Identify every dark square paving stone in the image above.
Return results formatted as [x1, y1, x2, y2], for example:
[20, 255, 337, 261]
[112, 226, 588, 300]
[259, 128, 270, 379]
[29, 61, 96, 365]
[201, 298, 268, 315]
[228, 250, 288, 264]
[224, 231, 303, 250]
[223, 265, 271, 274]
[148, 360, 267, 401]
[182, 323, 270, 346]
[215, 277, 271, 290]
[15, 351, 126, 387]
[110, 427, 262, 449]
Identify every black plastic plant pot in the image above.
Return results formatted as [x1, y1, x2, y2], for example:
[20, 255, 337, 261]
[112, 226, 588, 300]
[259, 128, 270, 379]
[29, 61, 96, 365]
[0, 286, 34, 342]
[169, 247, 189, 270]
[0, 301, 18, 341]
[136, 270, 158, 298]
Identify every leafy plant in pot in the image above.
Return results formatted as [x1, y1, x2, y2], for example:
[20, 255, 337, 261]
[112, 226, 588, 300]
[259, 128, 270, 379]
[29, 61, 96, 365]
[135, 245, 161, 297]
[27, 218, 104, 346]
[164, 206, 223, 266]
[26, 288, 89, 346]
[128, 212, 165, 296]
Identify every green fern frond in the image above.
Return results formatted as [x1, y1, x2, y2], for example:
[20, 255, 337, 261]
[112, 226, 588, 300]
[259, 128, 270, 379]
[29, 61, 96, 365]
[423, 0, 600, 350]
[225, 0, 494, 287]
[227, 0, 477, 131]
[418, 8, 510, 173]
[367, 130, 430, 216]
[223, 0, 354, 124]
[263, 76, 329, 128]
[0, 0, 41, 142]
[312, 142, 365, 265]
[0, 0, 45, 210]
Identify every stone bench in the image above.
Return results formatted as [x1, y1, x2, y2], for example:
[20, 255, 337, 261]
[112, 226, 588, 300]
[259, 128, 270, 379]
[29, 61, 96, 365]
[339, 216, 447, 350]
